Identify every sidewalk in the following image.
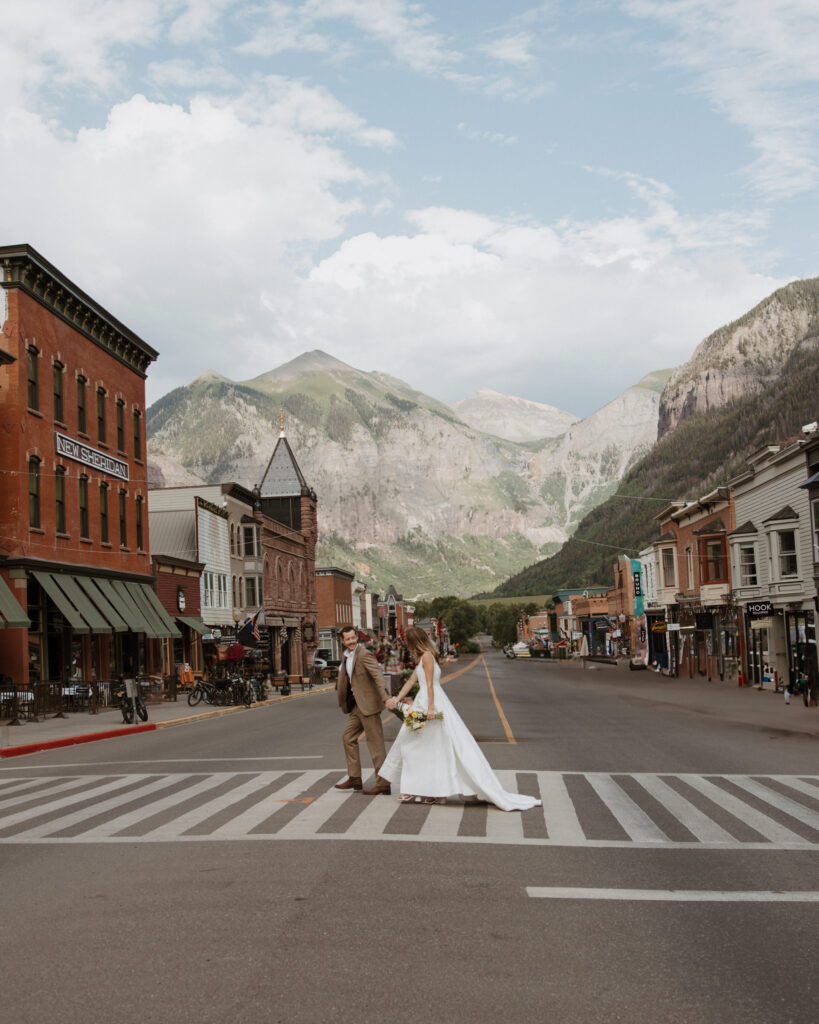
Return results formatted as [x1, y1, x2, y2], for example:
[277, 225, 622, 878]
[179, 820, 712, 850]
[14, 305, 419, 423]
[562, 656, 819, 737]
[0, 683, 336, 758]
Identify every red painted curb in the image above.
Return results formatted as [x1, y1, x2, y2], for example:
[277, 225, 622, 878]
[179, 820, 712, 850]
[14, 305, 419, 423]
[0, 723, 156, 758]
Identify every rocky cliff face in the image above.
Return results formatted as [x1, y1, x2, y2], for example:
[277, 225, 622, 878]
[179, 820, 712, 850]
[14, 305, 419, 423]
[146, 351, 664, 597]
[658, 278, 819, 438]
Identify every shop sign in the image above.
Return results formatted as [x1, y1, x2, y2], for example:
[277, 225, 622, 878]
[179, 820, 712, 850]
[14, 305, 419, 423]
[751, 618, 772, 630]
[746, 601, 774, 618]
[651, 621, 668, 633]
[666, 623, 681, 632]
[55, 431, 129, 481]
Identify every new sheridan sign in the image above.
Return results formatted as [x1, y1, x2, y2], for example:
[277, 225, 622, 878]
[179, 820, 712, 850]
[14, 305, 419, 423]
[55, 432, 129, 482]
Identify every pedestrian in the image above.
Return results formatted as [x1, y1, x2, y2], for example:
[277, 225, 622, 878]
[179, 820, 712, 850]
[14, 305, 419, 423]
[380, 627, 542, 811]
[335, 625, 392, 795]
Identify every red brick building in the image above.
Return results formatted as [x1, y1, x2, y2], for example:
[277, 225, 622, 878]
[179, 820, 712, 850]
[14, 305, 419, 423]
[153, 553, 206, 684]
[0, 244, 178, 692]
[316, 566, 354, 656]
[255, 424, 318, 675]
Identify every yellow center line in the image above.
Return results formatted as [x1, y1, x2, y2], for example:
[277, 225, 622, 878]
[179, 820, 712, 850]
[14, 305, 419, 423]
[481, 654, 516, 745]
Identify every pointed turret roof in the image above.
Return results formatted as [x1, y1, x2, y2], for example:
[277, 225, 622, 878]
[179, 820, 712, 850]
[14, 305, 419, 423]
[257, 412, 310, 498]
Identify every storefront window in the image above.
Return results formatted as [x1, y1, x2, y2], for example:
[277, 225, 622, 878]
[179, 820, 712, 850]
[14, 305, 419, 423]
[813, 498, 819, 562]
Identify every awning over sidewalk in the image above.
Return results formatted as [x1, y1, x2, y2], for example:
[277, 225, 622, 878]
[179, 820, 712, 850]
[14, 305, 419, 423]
[176, 615, 208, 635]
[0, 576, 30, 629]
[28, 571, 179, 637]
[31, 570, 90, 634]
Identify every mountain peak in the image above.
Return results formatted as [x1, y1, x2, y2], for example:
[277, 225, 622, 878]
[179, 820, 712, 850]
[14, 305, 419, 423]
[250, 349, 355, 385]
[452, 389, 578, 442]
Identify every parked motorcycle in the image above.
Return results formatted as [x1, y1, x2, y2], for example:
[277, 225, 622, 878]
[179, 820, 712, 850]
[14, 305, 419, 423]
[112, 678, 148, 724]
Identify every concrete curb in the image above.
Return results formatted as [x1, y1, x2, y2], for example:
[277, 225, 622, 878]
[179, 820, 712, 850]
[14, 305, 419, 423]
[0, 723, 156, 759]
[0, 684, 336, 758]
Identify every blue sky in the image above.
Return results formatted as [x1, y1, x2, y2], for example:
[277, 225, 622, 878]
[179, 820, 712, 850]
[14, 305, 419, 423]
[1, 1, 817, 417]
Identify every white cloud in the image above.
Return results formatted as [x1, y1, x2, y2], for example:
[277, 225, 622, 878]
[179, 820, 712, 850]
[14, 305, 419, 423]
[479, 31, 536, 66]
[623, 0, 819, 198]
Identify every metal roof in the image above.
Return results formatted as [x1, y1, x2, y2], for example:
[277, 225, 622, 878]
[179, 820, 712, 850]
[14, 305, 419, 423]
[148, 509, 197, 561]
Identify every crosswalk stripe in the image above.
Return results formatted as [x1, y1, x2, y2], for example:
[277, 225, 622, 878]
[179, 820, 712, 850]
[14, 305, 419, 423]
[144, 774, 274, 839]
[586, 773, 669, 842]
[725, 776, 819, 833]
[79, 775, 232, 839]
[0, 776, 89, 812]
[16, 775, 187, 840]
[418, 801, 465, 838]
[536, 772, 585, 842]
[635, 775, 735, 844]
[209, 770, 327, 837]
[486, 772, 525, 840]
[0, 775, 147, 832]
[684, 776, 809, 845]
[0, 770, 816, 847]
[0, 777, 61, 799]
[774, 776, 819, 801]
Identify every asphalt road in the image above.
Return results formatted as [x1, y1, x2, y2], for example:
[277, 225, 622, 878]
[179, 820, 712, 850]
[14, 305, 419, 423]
[2, 644, 817, 1024]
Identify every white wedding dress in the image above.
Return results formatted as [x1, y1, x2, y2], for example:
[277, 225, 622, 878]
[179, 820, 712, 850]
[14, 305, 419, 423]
[379, 657, 541, 812]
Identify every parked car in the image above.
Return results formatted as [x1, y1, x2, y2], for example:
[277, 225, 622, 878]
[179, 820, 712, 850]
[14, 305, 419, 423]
[313, 648, 341, 671]
[511, 642, 531, 658]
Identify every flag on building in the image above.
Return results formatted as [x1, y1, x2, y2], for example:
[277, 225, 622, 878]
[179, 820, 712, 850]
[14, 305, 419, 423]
[238, 608, 265, 646]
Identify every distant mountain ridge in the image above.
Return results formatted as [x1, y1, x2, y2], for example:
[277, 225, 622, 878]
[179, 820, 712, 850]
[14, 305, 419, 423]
[452, 389, 578, 442]
[146, 350, 664, 597]
[487, 276, 819, 598]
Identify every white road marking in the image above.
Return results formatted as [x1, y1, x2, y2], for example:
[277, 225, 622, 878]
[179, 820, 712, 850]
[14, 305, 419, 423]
[536, 771, 585, 842]
[526, 888, 819, 902]
[0, 756, 324, 771]
[0, 770, 816, 848]
[586, 773, 668, 842]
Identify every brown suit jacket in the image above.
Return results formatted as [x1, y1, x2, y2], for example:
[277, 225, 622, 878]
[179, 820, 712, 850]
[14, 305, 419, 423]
[337, 645, 390, 716]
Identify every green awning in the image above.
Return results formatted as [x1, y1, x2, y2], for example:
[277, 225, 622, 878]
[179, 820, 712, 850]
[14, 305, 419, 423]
[139, 584, 182, 638]
[0, 576, 30, 629]
[80, 578, 128, 632]
[31, 570, 89, 634]
[107, 579, 158, 636]
[52, 574, 111, 633]
[126, 582, 178, 639]
[176, 615, 208, 636]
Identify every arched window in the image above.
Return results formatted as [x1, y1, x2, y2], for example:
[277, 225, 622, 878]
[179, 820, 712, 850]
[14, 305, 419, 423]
[230, 522, 235, 555]
[28, 457, 41, 528]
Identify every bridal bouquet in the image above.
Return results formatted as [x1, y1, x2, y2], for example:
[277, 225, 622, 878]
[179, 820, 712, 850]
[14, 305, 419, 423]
[400, 705, 443, 731]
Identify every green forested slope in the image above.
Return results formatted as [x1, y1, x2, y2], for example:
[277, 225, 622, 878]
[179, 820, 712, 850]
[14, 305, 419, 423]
[481, 340, 819, 598]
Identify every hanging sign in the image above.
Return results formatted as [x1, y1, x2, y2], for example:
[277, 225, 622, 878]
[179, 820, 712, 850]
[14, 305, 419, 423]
[746, 601, 774, 618]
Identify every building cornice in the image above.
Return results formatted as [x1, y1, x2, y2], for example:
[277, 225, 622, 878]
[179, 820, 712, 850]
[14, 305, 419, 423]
[0, 244, 158, 379]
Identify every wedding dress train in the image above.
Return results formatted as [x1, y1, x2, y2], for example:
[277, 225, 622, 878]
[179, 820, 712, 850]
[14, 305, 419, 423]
[379, 658, 541, 812]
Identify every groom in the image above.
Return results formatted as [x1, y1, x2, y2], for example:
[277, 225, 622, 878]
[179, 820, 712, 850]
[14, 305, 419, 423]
[335, 625, 392, 795]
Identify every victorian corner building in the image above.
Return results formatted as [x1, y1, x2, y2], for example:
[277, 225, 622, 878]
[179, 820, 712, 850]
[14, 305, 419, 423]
[0, 244, 181, 693]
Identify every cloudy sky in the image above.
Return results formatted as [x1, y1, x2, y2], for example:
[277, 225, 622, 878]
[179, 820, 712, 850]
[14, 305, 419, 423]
[2, 1, 818, 416]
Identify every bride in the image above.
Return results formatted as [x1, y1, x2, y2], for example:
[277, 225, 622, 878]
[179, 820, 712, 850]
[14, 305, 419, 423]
[379, 627, 541, 812]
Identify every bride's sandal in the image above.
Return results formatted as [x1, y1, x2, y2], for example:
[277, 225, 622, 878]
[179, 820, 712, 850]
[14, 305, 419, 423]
[399, 794, 415, 803]
[422, 796, 443, 804]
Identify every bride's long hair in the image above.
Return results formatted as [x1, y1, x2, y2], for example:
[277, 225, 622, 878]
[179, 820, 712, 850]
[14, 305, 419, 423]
[405, 626, 438, 660]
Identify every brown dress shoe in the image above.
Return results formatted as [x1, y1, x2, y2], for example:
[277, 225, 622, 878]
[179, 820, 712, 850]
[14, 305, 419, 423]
[335, 777, 362, 791]
[362, 778, 391, 796]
